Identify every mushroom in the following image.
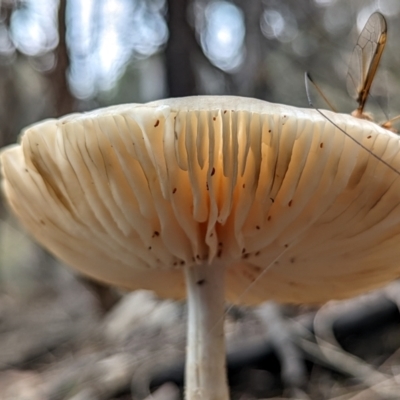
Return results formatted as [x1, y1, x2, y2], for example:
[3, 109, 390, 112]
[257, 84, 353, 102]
[2, 95, 400, 399]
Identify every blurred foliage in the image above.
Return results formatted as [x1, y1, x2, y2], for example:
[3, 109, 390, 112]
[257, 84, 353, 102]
[1, 0, 400, 148]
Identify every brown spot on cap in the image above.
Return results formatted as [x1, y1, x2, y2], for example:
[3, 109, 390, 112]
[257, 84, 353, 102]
[267, 215, 272, 221]
[173, 188, 177, 194]
[197, 279, 206, 285]
[256, 225, 260, 230]
[320, 142, 324, 148]
[213, 117, 216, 121]
[367, 135, 372, 139]
[288, 200, 292, 207]
[154, 120, 160, 127]
[211, 167, 215, 176]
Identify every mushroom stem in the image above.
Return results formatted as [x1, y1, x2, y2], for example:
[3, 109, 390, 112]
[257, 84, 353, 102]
[185, 262, 229, 400]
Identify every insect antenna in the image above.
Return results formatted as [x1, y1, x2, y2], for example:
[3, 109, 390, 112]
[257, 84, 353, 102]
[305, 72, 338, 112]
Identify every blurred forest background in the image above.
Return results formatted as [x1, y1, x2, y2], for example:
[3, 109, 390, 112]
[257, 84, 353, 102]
[3, 0, 400, 399]
[1, 0, 400, 150]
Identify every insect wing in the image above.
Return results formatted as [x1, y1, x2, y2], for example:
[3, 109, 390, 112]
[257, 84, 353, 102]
[346, 12, 387, 114]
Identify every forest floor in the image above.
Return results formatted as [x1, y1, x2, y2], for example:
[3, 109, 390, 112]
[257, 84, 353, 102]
[2, 220, 400, 399]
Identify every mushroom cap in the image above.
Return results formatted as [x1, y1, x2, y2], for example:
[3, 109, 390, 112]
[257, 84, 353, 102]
[2, 96, 400, 304]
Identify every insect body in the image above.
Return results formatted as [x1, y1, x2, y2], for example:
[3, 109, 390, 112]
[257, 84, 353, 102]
[346, 13, 394, 129]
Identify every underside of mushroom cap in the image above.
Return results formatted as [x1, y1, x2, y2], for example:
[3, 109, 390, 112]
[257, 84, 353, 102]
[2, 95, 400, 304]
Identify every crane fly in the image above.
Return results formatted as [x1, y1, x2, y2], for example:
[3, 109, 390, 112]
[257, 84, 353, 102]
[346, 12, 387, 121]
[305, 11, 400, 176]
[308, 12, 399, 130]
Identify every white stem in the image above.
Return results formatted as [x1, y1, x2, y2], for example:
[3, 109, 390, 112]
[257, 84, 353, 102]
[185, 262, 229, 400]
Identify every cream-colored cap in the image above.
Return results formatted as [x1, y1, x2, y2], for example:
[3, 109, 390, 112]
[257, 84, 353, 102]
[2, 96, 400, 304]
